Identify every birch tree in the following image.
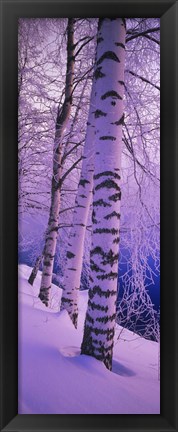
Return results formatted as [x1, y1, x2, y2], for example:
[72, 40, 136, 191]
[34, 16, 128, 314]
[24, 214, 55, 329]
[27, 80, 88, 287]
[18, 18, 160, 367]
[81, 18, 126, 370]
[59, 18, 160, 336]
[23, 19, 97, 296]
[60, 85, 95, 327]
[38, 19, 75, 306]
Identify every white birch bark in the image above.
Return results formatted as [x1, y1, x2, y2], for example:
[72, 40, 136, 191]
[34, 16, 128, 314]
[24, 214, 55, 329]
[60, 86, 95, 327]
[38, 19, 75, 306]
[28, 81, 87, 288]
[81, 18, 126, 370]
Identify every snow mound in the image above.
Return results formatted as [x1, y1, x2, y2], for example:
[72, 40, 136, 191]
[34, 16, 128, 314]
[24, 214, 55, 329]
[18, 264, 160, 414]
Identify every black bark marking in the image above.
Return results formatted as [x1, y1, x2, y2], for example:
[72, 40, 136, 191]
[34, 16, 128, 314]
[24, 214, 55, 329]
[94, 171, 121, 180]
[104, 211, 120, 220]
[109, 191, 121, 201]
[91, 247, 118, 266]
[115, 42, 125, 49]
[92, 209, 98, 224]
[50, 226, 58, 233]
[90, 259, 105, 273]
[99, 136, 116, 141]
[89, 285, 116, 299]
[49, 217, 57, 223]
[101, 250, 119, 267]
[97, 36, 104, 44]
[94, 67, 105, 80]
[88, 325, 115, 338]
[86, 312, 94, 325]
[118, 80, 124, 86]
[88, 300, 109, 313]
[93, 199, 111, 208]
[81, 322, 114, 370]
[98, 18, 104, 31]
[38, 286, 50, 307]
[111, 114, 125, 126]
[121, 18, 126, 29]
[93, 228, 119, 235]
[91, 246, 104, 256]
[66, 251, 75, 259]
[95, 179, 120, 191]
[94, 109, 107, 118]
[79, 179, 90, 187]
[96, 313, 116, 324]
[97, 51, 120, 65]
[101, 90, 122, 100]
[97, 271, 118, 280]
[72, 312, 78, 329]
[96, 342, 114, 354]
[45, 253, 55, 259]
[91, 247, 118, 267]
[61, 297, 73, 305]
[28, 255, 43, 286]
[43, 261, 51, 267]
[113, 236, 120, 244]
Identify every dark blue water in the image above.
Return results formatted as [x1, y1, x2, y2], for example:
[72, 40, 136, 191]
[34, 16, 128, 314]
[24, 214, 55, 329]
[19, 248, 160, 308]
[118, 248, 160, 312]
[19, 246, 160, 340]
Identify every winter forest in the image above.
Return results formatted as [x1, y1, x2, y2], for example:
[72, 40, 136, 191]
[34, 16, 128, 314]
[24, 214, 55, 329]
[18, 17, 160, 414]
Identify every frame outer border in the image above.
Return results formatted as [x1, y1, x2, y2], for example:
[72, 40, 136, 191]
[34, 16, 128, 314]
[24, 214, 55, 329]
[0, 1, 177, 431]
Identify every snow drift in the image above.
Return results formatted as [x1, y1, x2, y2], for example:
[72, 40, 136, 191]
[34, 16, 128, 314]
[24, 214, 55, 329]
[18, 264, 160, 414]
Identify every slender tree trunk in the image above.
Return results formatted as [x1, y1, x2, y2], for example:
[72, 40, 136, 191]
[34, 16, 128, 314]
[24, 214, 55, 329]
[28, 80, 87, 288]
[60, 86, 95, 327]
[28, 254, 43, 285]
[81, 18, 126, 370]
[38, 18, 75, 306]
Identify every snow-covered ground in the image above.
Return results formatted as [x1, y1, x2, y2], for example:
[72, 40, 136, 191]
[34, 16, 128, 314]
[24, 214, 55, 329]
[18, 264, 160, 414]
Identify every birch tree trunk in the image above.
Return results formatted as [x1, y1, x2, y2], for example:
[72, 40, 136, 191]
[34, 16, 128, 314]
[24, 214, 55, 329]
[28, 80, 87, 288]
[28, 254, 43, 285]
[38, 18, 75, 306]
[81, 18, 126, 370]
[60, 86, 95, 327]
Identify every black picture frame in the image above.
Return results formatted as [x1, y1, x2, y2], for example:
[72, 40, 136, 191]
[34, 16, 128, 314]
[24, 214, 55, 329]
[0, 0, 177, 431]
